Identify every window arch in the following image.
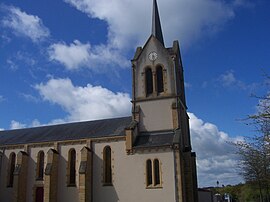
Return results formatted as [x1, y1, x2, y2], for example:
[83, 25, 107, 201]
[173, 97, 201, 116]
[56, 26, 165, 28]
[146, 159, 161, 188]
[156, 65, 164, 93]
[36, 151, 45, 180]
[146, 159, 152, 186]
[7, 152, 16, 187]
[154, 159, 160, 185]
[103, 146, 112, 185]
[145, 67, 153, 96]
[68, 149, 76, 186]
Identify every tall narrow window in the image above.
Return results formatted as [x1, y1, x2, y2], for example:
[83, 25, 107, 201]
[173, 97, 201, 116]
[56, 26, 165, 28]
[68, 149, 76, 185]
[36, 151, 44, 180]
[146, 159, 152, 186]
[156, 66, 164, 93]
[7, 152, 16, 187]
[154, 159, 160, 185]
[145, 68, 153, 96]
[103, 146, 112, 185]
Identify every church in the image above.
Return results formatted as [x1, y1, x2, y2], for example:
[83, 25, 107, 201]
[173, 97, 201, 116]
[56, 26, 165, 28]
[0, 1, 198, 201]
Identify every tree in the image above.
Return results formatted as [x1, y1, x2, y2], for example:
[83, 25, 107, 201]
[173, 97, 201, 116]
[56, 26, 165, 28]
[235, 76, 270, 202]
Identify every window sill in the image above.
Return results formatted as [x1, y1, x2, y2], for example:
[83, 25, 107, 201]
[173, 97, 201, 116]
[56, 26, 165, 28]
[103, 183, 113, 186]
[146, 185, 163, 189]
[35, 178, 44, 181]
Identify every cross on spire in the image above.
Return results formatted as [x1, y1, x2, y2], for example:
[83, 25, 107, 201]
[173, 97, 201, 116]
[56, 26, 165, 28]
[152, 0, 164, 46]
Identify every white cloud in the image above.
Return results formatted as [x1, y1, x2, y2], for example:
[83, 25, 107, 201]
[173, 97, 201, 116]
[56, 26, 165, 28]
[10, 120, 27, 130]
[48, 40, 129, 70]
[48, 40, 91, 70]
[9, 119, 43, 129]
[30, 119, 42, 127]
[6, 51, 36, 71]
[0, 95, 5, 102]
[53, 0, 249, 70]
[1, 5, 50, 42]
[35, 78, 131, 121]
[63, 0, 245, 50]
[40, 0, 250, 71]
[0, 33, 11, 44]
[218, 70, 257, 91]
[0, 128, 4, 131]
[20, 93, 39, 103]
[6, 59, 18, 71]
[189, 112, 244, 187]
[219, 70, 238, 87]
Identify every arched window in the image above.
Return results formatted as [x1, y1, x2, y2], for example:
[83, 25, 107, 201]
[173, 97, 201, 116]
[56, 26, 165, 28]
[68, 149, 76, 186]
[103, 146, 112, 184]
[36, 151, 44, 180]
[156, 66, 164, 93]
[145, 68, 153, 96]
[146, 159, 152, 186]
[7, 152, 16, 187]
[154, 159, 160, 185]
[146, 159, 161, 187]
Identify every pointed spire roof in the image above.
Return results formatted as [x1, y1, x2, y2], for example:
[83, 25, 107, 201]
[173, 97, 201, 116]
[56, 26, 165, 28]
[152, 0, 164, 46]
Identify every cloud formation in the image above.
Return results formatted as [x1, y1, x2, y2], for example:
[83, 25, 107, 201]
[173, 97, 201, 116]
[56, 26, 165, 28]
[10, 120, 26, 130]
[35, 78, 131, 121]
[0, 95, 5, 102]
[218, 70, 257, 91]
[1, 5, 50, 42]
[63, 0, 243, 50]
[6, 51, 36, 71]
[189, 112, 243, 187]
[48, 40, 129, 70]
[48, 0, 249, 71]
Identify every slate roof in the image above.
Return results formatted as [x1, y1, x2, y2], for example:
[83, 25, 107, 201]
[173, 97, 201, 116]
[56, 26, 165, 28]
[134, 131, 175, 148]
[0, 116, 177, 149]
[0, 116, 132, 146]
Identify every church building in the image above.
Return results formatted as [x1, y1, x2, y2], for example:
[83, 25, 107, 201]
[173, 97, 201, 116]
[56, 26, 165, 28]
[0, 1, 198, 201]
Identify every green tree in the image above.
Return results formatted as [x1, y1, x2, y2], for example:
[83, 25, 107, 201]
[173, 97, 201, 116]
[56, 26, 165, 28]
[235, 76, 270, 201]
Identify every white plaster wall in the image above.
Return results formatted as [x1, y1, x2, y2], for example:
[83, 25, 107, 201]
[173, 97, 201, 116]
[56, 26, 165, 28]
[0, 148, 23, 202]
[139, 98, 174, 131]
[93, 140, 176, 202]
[26, 146, 52, 202]
[57, 143, 86, 202]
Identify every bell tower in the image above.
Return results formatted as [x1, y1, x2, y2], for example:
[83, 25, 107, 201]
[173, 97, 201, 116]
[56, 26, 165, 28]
[131, 0, 189, 146]
[126, 2, 198, 201]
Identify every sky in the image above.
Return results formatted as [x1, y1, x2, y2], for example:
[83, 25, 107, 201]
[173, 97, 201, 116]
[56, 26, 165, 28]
[0, 0, 269, 188]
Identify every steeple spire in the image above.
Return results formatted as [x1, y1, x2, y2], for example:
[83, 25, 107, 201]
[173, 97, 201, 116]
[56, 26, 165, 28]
[152, 0, 164, 46]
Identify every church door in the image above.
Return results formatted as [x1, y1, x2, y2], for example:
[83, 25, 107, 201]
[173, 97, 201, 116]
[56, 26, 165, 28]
[35, 187, 44, 202]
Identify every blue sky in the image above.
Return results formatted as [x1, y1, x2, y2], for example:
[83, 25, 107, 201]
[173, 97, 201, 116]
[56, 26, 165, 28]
[0, 0, 269, 187]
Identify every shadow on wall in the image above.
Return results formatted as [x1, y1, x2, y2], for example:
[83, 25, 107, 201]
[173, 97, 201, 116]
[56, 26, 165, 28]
[92, 148, 119, 202]
[0, 152, 3, 182]
[0, 153, 13, 201]
[139, 110, 146, 131]
[0, 153, 8, 183]
[57, 149, 77, 202]
[28, 156, 39, 201]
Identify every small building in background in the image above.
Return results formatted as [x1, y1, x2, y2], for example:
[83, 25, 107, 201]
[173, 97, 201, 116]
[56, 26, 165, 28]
[198, 188, 214, 202]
